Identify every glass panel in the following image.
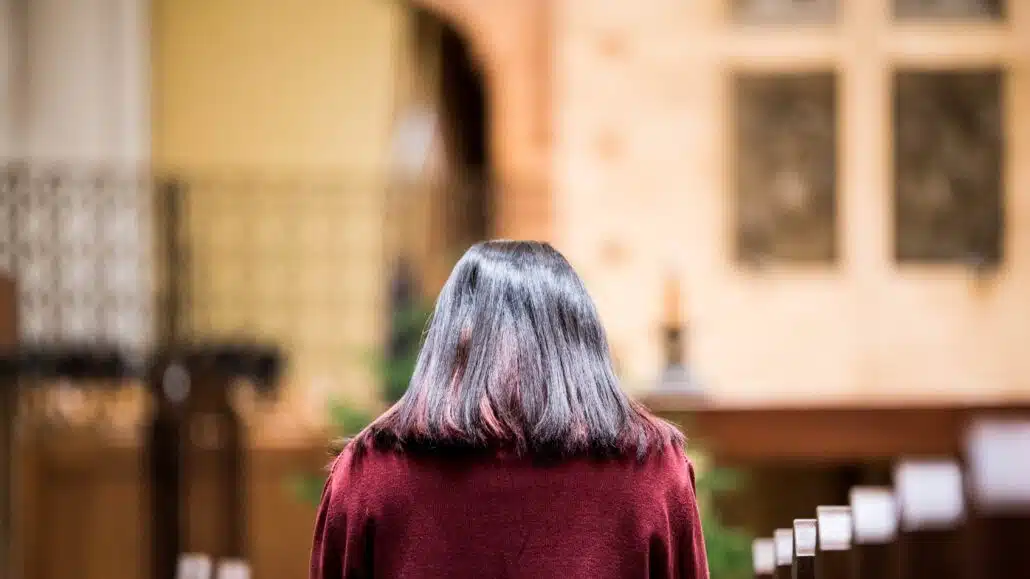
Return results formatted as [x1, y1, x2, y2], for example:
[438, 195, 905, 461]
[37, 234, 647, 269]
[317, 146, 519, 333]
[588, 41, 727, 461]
[894, 70, 1004, 264]
[732, 0, 837, 25]
[894, 0, 1005, 21]
[734, 73, 838, 264]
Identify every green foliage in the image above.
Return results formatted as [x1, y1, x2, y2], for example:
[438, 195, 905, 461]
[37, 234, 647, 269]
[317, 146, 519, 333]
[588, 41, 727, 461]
[327, 399, 377, 438]
[291, 304, 432, 505]
[694, 465, 753, 579]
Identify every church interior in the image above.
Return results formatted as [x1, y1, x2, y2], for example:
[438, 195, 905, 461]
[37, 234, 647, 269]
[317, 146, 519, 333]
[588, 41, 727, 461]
[2, 0, 1029, 578]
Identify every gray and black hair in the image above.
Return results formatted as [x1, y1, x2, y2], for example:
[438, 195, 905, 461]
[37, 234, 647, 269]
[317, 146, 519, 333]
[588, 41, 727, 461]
[352, 240, 683, 459]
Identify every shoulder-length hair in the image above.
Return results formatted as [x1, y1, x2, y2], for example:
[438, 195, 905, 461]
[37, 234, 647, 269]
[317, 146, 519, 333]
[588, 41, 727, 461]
[351, 240, 683, 459]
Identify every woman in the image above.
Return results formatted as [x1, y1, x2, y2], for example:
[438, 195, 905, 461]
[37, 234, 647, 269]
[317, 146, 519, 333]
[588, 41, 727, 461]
[311, 241, 709, 579]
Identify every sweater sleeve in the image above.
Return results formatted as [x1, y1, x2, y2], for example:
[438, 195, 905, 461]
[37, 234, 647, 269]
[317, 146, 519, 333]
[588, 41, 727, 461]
[674, 456, 711, 579]
[309, 450, 371, 579]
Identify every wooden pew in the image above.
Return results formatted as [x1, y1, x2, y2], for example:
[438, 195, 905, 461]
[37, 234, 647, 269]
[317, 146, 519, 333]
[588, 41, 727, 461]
[792, 519, 816, 579]
[894, 459, 968, 579]
[759, 438, 1030, 579]
[966, 419, 1030, 578]
[753, 537, 776, 579]
[814, 506, 852, 579]
[849, 486, 900, 579]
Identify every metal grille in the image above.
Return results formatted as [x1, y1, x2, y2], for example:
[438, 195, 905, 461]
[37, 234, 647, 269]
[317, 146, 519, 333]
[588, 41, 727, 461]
[156, 173, 388, 395]
[1, 165, 389, 381]
[0, 164, 154, 354]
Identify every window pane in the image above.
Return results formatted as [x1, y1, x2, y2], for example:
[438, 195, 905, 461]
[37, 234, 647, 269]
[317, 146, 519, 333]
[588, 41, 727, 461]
[894, 0, 1004, 21]
[735, 73, 838, 264]
[894, 70, 1004, 264]
[732, 0, 836, 25]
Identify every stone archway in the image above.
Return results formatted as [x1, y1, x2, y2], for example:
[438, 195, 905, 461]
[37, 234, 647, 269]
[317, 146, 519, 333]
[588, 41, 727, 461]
[407, 0, 553, 242]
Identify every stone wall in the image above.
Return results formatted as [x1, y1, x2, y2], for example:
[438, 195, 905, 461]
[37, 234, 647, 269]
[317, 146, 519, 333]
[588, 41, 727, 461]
[552, 0, 1030, 402]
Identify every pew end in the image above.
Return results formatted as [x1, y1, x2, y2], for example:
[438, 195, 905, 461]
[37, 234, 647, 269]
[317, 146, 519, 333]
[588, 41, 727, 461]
[792, 518, 816, 579]
[774, 528, 794, 579]
[966, 419, 1030, 577]
[895, 459, 969, 579]
[849, 486, 900, 579]
[753, 537, 776, 579]
[815, 506, 853, 579]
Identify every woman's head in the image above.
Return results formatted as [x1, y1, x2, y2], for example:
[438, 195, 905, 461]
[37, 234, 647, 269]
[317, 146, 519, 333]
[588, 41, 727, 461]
[356, 240, 683, 458]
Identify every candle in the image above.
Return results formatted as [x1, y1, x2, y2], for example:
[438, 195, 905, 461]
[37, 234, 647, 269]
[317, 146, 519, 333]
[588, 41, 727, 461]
[662, 275, 684, 328]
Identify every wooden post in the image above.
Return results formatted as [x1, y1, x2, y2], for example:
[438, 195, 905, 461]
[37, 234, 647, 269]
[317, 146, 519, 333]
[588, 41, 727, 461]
[793, 519, 817, 579]
[151, 348, 251, 579]
[0, 274, 16, 579]
[895, 460, 968, 579]
[966, 420, 1030, 577]
[774, 528, 794, 579]
[181, 352, 245, 562]
[150, 354, 187, 579]
[849, 487, 900, 579]
[754, 537, 776, 579]
[815, 506, 853, 579]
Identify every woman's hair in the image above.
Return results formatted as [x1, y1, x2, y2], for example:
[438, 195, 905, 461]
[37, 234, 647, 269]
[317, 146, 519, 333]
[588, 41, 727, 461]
[350, 240, 683, 459]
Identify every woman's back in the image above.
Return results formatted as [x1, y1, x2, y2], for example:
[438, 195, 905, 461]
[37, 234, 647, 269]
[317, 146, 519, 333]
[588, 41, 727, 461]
[311, 444, 708, 579]
[309, 241, 709, 578]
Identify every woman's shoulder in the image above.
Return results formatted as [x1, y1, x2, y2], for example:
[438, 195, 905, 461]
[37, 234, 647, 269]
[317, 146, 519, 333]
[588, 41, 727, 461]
[325, 443, 405, 491]
[631, 443, 698, 495]
[324, 441, 697, 504]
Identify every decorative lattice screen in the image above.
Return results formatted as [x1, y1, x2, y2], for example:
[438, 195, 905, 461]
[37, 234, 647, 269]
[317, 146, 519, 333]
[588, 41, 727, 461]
[0, 165, 154, 355]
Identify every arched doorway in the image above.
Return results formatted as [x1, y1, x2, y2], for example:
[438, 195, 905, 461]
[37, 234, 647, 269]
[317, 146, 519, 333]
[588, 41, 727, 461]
[394, 8, 493, 292]
[435, 18, 491, 248]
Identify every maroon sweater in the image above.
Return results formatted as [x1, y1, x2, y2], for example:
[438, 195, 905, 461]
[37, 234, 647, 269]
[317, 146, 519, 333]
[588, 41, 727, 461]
[310, 444, 710, 579]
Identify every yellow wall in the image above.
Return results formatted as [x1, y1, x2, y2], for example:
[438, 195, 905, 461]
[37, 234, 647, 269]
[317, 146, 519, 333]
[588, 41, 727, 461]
[153, 0, 404, 170]
[152, 0, 407, 425]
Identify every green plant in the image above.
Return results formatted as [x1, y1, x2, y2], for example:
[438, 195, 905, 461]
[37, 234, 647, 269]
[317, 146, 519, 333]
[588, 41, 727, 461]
[690, 457, 753, 579]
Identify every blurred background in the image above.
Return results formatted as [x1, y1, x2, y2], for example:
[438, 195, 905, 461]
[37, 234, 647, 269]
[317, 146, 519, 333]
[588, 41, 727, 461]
[1, 0, 1028, 578]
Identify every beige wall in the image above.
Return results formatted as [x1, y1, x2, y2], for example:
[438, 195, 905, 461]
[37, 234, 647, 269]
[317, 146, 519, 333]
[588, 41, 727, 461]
[554, 0, 1030, 404]
[152, 0, 407, 420]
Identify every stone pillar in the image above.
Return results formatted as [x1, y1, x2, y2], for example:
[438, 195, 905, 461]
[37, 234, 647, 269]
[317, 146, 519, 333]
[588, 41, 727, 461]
[23, 0, 149, 164]
[0, 0, 23, 159]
